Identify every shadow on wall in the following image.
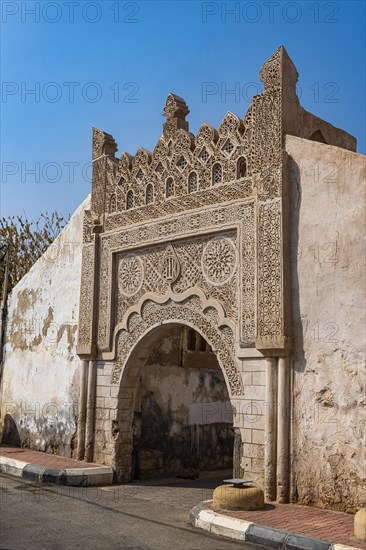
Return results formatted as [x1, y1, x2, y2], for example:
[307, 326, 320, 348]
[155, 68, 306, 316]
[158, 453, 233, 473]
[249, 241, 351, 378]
[1, 414, 21, 447]
[288, 155, 307, 375]
[287, 154, 307, 505]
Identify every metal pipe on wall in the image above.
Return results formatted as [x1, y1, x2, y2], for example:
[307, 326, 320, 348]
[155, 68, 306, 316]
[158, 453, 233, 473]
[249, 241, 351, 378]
[76, 359, 89, 460]
[85, 360, 97, 462]
[264, 357, 277, 501]
[277, 356, 290, 503]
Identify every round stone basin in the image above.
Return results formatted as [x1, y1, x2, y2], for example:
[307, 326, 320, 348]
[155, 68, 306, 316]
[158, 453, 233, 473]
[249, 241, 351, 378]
[213, 483, 265, 511]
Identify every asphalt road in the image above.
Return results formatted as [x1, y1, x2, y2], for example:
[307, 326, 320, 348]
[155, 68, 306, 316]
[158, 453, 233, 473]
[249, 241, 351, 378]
[0, 474, 264, 550]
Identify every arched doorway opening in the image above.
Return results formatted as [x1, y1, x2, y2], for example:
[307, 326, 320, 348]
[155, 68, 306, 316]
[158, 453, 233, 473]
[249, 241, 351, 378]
[114, 323, 235, 482]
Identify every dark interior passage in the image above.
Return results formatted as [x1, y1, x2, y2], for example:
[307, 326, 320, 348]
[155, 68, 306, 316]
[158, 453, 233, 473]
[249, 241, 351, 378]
[131, 326, 234, 480]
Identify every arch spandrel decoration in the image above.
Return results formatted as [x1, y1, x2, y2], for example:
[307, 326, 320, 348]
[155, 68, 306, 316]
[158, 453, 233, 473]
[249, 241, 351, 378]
[96, 203, 254, 352]
[77, 46, 294, 361]
[116, 233, 238, 322]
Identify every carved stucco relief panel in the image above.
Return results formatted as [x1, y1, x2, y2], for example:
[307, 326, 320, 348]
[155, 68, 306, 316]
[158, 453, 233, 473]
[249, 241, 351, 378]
[77, 241, 95, 350]
[116, 232, 238, 327]
[258, 198, 282, 338]
[96, 201, 257, 352]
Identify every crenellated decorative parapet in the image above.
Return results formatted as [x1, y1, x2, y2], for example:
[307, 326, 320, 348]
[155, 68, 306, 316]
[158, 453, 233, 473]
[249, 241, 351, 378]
[163, 93, 190, 136]
[90, 128, 119, 221]
[92, 127, 118, 160]
[102, 109, 253, 229]
[259, 47, 282, 92]
[91, 46, 297, 229]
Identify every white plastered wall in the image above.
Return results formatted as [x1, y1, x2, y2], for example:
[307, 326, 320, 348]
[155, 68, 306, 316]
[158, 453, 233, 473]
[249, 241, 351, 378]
[286, 136, 365, 510]
[0, 196, 90, 456]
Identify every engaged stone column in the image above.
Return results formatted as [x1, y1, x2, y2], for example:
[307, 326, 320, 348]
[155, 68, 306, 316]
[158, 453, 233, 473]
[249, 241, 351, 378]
[77, 359, 89, 460]
[277, 356, 290, 503]
[85, 360, 97, 462]
[233, 428, 243, 478]
[264, 357, 277, 501]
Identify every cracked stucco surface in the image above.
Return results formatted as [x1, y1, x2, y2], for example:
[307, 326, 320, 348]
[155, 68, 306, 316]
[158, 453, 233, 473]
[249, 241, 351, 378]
[286, 136, 365, 511]
[0, 195, 90, 456]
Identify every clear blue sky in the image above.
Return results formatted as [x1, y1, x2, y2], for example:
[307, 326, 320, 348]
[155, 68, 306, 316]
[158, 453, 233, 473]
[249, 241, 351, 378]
[1, 0, 365, 219]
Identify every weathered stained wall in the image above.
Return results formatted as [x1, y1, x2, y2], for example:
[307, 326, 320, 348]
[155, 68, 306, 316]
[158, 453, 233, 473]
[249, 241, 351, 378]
[286, 136, 365, 511]
[0, 196, 90, 456]
[132, 327, 234, 479]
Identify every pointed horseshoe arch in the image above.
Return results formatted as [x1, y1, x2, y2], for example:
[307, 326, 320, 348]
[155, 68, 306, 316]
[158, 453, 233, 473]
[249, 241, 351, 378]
[111, 298, 242, 481]
[111, 296, 243, 398]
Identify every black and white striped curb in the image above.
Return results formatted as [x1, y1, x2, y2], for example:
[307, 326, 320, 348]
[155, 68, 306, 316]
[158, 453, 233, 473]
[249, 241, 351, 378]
[189, 503, 359, 550]
[0, 455, 113, 486]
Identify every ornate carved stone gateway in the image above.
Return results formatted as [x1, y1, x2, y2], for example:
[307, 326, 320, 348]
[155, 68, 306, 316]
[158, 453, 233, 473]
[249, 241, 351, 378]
[78, 47, 293, 360]
[75, 46, 356, 496]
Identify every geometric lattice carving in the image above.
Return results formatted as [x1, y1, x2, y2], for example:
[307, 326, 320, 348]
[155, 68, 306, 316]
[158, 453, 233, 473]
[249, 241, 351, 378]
[146, 184, 154, 205]
[212, 163, 223, 185]
[258, 199, 282, 337]
[155, 162, 164, 175]
[126, 190, 134, 210]
[77, 241, 96, 350]
[166, 178, 174, 198]
[237, 157, 247, 179]
[188, 172, 198, 193]
[177, 155, 188, 171]
[240, 202, 256, 343]
[199, 147, 210, 163]
[222, 139, 235, 156]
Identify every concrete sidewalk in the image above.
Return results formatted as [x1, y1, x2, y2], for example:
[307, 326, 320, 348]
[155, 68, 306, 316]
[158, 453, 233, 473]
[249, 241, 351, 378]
[0, 445, 113, 486]
[190, 501, 366, 550]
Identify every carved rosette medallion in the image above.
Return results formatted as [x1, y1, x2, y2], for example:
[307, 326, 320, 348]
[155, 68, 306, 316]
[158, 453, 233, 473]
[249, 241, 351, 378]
[202, 238, 237, 286]
[119, 255, 144, 296]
